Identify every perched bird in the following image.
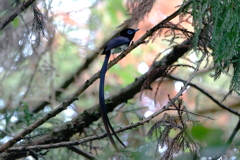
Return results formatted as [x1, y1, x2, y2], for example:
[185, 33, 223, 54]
[99, 28, 139, 151]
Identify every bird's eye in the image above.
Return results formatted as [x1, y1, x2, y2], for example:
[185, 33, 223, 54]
[127, 30, 133, 34]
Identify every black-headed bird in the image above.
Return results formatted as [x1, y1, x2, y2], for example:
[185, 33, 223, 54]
[99, 28, 139, 151]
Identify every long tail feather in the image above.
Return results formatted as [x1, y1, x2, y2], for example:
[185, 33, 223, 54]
[99, 52, 126, 151]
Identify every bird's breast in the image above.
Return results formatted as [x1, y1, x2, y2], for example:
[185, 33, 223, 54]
[110, 44, 128, 54]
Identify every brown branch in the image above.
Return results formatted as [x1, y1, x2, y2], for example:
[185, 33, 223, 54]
[0, 0, 37, 31]
[31, 30, 121, 113]
[27, 38, 192, 146]
[167, 108, 214, 120]
[4, 97, 201, 153]
[169, 75, 240, 116]
[166, 53, 205, 109]
[0, 97, 78, 153]
[0, 1, 192, 155]
[68, 146, 96, 160]
[31, 50, 99, 113]
[3, 52, 204, 153]
[70, 1, 192, 101]
[169, 76, 240, 159]
[3, 107, 168, 153]
[0, 37, 192, 160]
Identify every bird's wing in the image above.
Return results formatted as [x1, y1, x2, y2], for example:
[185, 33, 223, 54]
[104, 36, 130, 52]
[99, 53, 126, 151]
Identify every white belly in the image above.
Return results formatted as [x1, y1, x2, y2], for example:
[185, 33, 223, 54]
[110, 44, 128, 54]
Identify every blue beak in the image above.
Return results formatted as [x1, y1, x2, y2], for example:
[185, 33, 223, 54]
[134, 29, 140, 32]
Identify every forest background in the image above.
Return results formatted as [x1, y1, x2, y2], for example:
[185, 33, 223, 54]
[0, 0, 239, 159]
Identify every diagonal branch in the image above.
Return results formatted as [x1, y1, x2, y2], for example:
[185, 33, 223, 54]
[201, 118, 240, 160]
[0, 1, 192, 154]
[31, 50, 99, 113]
[17, 38, 193, 148]
[31, 29, 121, 113]
[2, 107, 170, 153]
[68, 146, 96, 160]
[3, 49, 204, 154]
[0, 37, 193, 160]
[0, 0, 37, 31]
[169, 75, 240, 116]
[71, 1, 192, 99]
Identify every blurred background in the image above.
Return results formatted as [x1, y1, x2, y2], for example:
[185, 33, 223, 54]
[0, 0, 239, 159]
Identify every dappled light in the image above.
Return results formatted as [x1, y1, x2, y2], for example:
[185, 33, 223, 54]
[0, 0, 239, 159]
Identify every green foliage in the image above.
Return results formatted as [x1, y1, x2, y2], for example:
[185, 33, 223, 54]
[231, 57, 240, 94]
[0, 10, 8, 19]
[96, 0, 128, 31]
[11, 17, 19, 28]
[110, 64, 139, 87]
[191, 124, 224, 146]
[105, 0, 126, 25]
[1, 0, 240, 159]
[131, 143, 156, 160]
[20, 102, 32, 126]
[209, 0, 240, 93]
[191, 124, 228, 158]
[191, 0, 240, 94]
[147, 112, 197, 160]
[97, 143, 156, 160]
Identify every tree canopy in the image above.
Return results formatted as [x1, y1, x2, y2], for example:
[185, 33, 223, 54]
[0, 0, 239, 159]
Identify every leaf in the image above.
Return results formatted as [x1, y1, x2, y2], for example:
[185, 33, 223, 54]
[191, 125, 209, 141]
[21, 102, 33, 126]
[11, 17, 19, 28]
[191, 124, 224, 146]
[110, 64, 138, 86]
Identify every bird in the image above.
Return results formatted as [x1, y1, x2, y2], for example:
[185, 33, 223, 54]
[99, 28, 139, 151]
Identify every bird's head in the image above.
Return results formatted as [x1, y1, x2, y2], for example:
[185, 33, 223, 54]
[119, 28, 139, 40]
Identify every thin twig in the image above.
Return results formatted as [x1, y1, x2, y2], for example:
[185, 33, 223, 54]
[0, 0, 37, 31]
[4, 50, 204, 153]
[0, 1, 192, 154]
[0, 97, 78, 153]
[4, 109, 167, 152]
[212, 118, 240, 160]
[164, 54, 204, 111]
[167, 108, 214, 120]
[72, 1, 192, 98]
[2, 37, 193, 160]
[68, 146, 96, 160]
[169, 75, 240, 116]
[3, 60, 203, 153]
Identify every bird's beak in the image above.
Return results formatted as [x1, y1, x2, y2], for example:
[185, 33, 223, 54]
[134, 29, 140, 33]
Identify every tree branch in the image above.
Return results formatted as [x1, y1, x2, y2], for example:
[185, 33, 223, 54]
[26, 38, 193, 147]
[209, 118, 240, 160]
[0, 1, 192, 155]
[68, 146, 96, 160]
[30, 30, 122, 113]
[0, 37, 193, 160]
[3, 50, 204, 154]
[169, 75, 240, 116]
[2, 107, 169, 153]
[0, 0, 37, 31]
[0, 97, 78, 153]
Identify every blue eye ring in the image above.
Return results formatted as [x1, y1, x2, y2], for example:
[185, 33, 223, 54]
[127, 30, 133, 34]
